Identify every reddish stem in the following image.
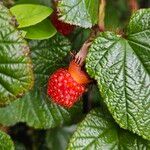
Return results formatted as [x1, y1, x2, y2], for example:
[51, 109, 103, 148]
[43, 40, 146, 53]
[75, 28, 98, 66]
[128, 0, 139, 13]
[74, 0, 106, 66]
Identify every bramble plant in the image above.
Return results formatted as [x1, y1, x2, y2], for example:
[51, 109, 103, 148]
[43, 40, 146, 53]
[0, 0, 149, 149]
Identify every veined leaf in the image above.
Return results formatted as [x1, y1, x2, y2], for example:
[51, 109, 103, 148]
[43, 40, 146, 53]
[0, 4, 34, 105]
[29, 33, 71, 86]
[127, 9, 150, 73]
[57, 0, 99, 28]
[0, 131, 14, 150]
[0, 34, 83, 129]
[68, 109, 150, 150]
[10, 4, 53, 28]
[86, 9, 150, 140]
[0, 88, 82, 129]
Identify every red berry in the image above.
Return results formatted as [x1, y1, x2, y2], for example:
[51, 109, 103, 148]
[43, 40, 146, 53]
[51, 11, 74, 36]
[47, 69, 85, 108]
[47, 61, 90, 108]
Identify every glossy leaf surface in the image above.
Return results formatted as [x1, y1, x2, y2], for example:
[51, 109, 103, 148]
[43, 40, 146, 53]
[86, 9, 150, 140]
[68, 109, 150, 149]
[58, 0, 99, 28]
[0, 4, 34, 105]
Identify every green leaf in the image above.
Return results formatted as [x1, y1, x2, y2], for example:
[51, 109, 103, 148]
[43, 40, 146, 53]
[23, 19, 57, 40]
[29, 33, 71, 87]
[57, 0, 99, 28]
[0, 4, 34, 105]
[0, 88, 82, 129]
[0, 131, 14, 150]
[15, 0, 53, 7]
[127, 9, 150, 36]
[86, 9, 150, 140]
[45, 125, 76, 150]
[0, 34, 83, 129]
[68, 109, 150, 150]
[19, 30, 27, 38]
[10, 4, 53, 28]
[126, 9, 150, 73]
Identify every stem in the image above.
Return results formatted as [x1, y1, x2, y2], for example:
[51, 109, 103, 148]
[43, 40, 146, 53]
[74, 0, 106, 66]
[75, 28, 98, 66]
[98, 0, 106, 31]
[128, 0, 139, 13]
